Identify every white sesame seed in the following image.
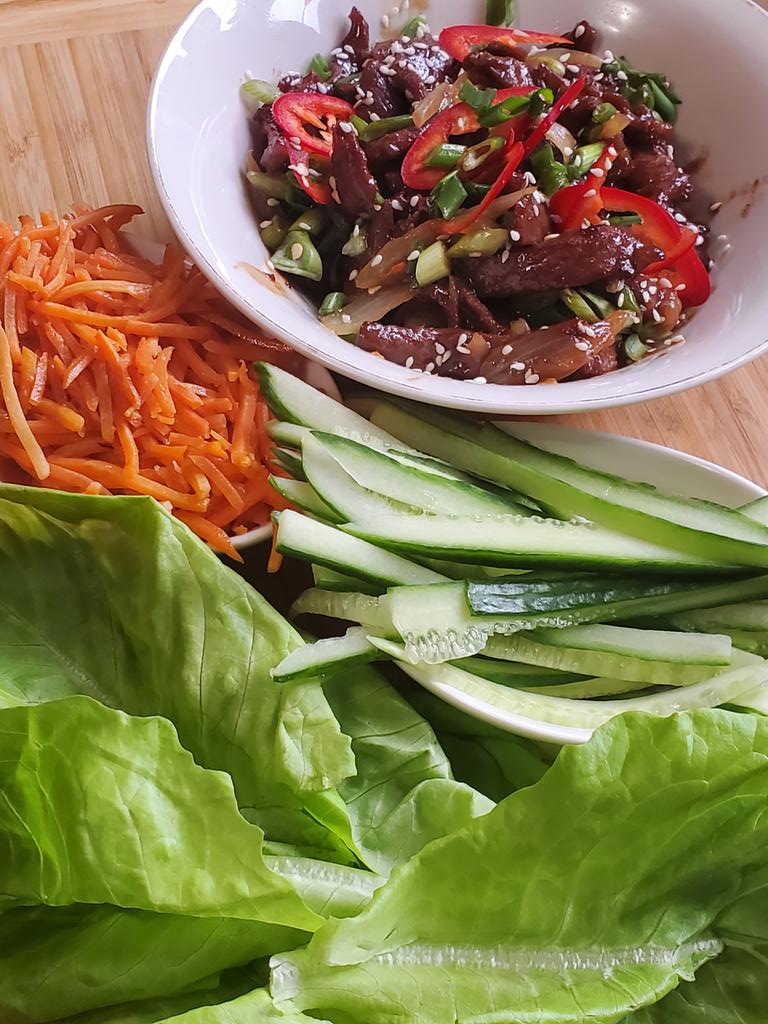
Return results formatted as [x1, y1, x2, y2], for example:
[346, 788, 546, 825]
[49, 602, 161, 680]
[716, 233, 728, 242]
[368, 286, 381, 294]
[457, 117, 467, 129]
[370, 111, 381, 121]
[583, 188, 598, 198]
[511, 361, 525, 370]
[458, 333, 468, 345]
[696, 235, 704, 246]
[652, 308, 663, 323]
[648, 285, 658, 295]
[410, 195, 420, 207]
[266, 197, 280, 207]
[307, 168, 321, 178]
[544, 232, 560, 241]
[373, 204, 382, 212]
[604, 49, 615, 61]
[563, 146, 574, 157]
[590, 167, 605, 178]
[569, 99, 580, 110]
[407, 250, 420, 261]
[383, 54, 395, 65]
[290, 135, 302, 146]
[721, 242, 732, 253]
[380, 13, 390, 27]
[501, 249, 510, 264]
[473, 376, 487, 384]
[580, 323, 597, 337]
[642, 290, 651, 303]
[659, 277, 673, 289]
[674, 212, 687, 223]
[425, 362, 435, 374]
[456, 344, 470, 354]
[370, 255, 383, 267]
[574, 24, 586, 37]
[339, 120, 354, 134]
[593, 72, 604, 82]
[617, 292, 625, 307]
[381, 66, 396, 76]
[293, 162, 309, 177]
[710, 201, 723, 213]
[341, 313, 352, 323]
[525, 370, 540, 384]
[501, 344, 513, 355]
[574, 340, 590, 351]
[567, 64, 580, 74]
[404, 355, 414, 368]
[391, 200, 403, 211]
[668, 334, 686, 345]
[509, 229, 521, 242]
[560, 53, 571, 63]
[349, 269, 358, 281]
[616, 70, 628, 81]
[676, 282, 687, 292]
[259, 219, 272, 228]
[524, 171, 537, 186]
[435, 342, 446, 354]
[290, 243, 303, 260]
[344, 44, 355, 54]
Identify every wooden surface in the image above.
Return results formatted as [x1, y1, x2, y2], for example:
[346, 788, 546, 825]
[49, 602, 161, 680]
[1, 0, 766, 487]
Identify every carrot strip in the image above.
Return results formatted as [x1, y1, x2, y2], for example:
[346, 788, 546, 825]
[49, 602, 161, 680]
[0, 326, 49, 479]
[93, 361, 115, 444]
[35, 398, 85, 433]
[18, 347, 37, 411]
[175, 511, 241, 560]
[189, 453, 244, 512]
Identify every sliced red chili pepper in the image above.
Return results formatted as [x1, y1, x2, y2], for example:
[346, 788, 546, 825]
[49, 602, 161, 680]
[402, 102, 481, 190]
[447, 138, 526, 233]
[549, 145, 617, 230]
[671, 247, 711, 307]
[286, 143, 332, 204]
[273, 92, 354, 158]
[521, 76, 588, 158]
[439, 24, 572, 61]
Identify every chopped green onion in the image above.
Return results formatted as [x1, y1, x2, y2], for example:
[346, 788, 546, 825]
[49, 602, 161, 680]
[415, 240, 450, 286]
[431, 171, 468, 219]
[593, 102, 618, 124]
[426, 143, 467, 169]
[240, 79, 278, 113]
[570, 142, 606, 178]
[527, 88, 555, 120]
[537, 57, 566, 77]
[561, 289, 600, 324]
[623, 333, 649, 362]
[319, 291, 347, 316]
[608, 213, 643, 227]
[447, 227, 508, 258]
[289, 208, 326, 237]
[460, 135, 504, 173]
[350, 114, 368, 134]
[648, 79, 677, 123]
[478, 92, 531, 127]
[342, 222, 368, 257]
[260, 215, 289, 251]
[272, 229, 324, 281]
[358, 114, 414, 142]
[465, 182, 491, 202]
[401, 15, 426, 38]
[618, 287, 642, 317]
[308, 53, 331, 81]
[579, 288, 615, 319]
[246, 170, 291, 200]
[459, 80, 498, 113]
[284, 181, 314, 210]
[485, 0, 517, 26]
[530, 144, 569, 196]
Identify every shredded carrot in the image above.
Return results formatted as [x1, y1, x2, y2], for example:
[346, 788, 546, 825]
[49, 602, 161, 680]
[0, 204, 304, 555]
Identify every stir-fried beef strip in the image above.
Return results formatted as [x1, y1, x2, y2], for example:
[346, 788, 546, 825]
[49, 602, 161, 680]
[330, 123, 379, 217]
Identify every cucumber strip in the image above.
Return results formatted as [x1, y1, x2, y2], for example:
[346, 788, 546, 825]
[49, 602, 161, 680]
[343, 514, 731, 574]
[388, 449, 540, 510]
[272, 627, 383, 682]
[290, 588, 395, 634]
[312, 565, 385, 596]
[268, 421, 310, 449]
[369, 637, 768, 742]
[523, 677, 644, 699]
[741, 494, 768, 526]
[309, 431, 530, 517]
[271, 446, 306, 480]
[268, 477, 341, 522]
[662, 601, 768, 632]
[420, 558, 522, 580]
[302, 434, 418, 520]
[483, 632, 728, 685]
[370, 402, 768, 568]
[256, 363, 417, 452]
[275, 511, 446, 587]
[529, 623, 731, 665]
[453, 657, 586, 686]
[467, 577, 709, 616]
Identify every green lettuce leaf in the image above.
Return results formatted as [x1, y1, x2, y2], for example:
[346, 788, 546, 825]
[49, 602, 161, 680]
[0, 695, 320, 931]
[0, 486, 354, 855]
[156, 987, 331, 1024]
[272, 711, 768, 1024]
[323, 665, 493, 873]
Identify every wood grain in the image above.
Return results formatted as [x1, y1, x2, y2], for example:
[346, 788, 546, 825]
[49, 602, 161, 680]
[0, 0, 766, 487]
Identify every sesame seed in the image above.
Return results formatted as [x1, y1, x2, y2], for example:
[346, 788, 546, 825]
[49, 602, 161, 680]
[349, 269, 358, 281]
[339, 120, 354, 134]
[404, 45, 416, 54]
[604, 49, 615, 61]
[574, 340, 590, 351]
[425, 362, 435, 374]
[649, 285, 658, 295]
[560, 53, 572, 63]
[659, 277, 673, 289]
[544, 232, 560, 241]
[509, 229, 521, 242]
[266, 197, 280, 207]
[380, 13, 390, 27]
[404, 355, 414, 368]
[292, 162, 309, 177]
[458, 333, 468, 345]
[525, 370, 540, 384]
[457, 117, 467, 129]
[456, 344, 470, 354]
[290, 135, 302, 146]
[607, 146, 618, 158]
[368, 286, 381, 294]
[435, 342, 446, 355]
[341, 313, 352, 323]
[676, 283, 687, 292]
[511, 361, 525, 370]
[407, 250, 420, 261]
[563, 146, 574, 157]
[652, 308, 663, 323]
[370, 254, 383, 268]
[373, 204, 382, 211]
[593, 72, 604, 82]
[383, 54, 395, 65]
[473, 376, 487, 384]
[567, 64, 580, 74]
[590, 167, 605, 178]
[579, 324, 597, 337]
[381, 66, 396, 76]
[583, 188, 598, 198]
[717, 233, 728, 242]
[674, 212, 687, 223]
[710, 201, 723, 213]
[307, 168, 321, 178]
[344, 44, 355, 54]
[370, 111, 381, 121]
[410, 195, 420, 207]
[569, 99, 580, 109]
[721, 242, 732, 253]
[290, 243, 303, 260]
[501, 249, 510, 264]
[575, 23, 586, 37]
[668, 334, 686, 345]
[696, 235, 704, 246]
[617, 292, 625, 307]
[501, 344, 513, 355]
[259, 219, 272, 228]
[391, 199, 403, 211]
[642, 290, 651, 303]
[523, 171, 537, 185]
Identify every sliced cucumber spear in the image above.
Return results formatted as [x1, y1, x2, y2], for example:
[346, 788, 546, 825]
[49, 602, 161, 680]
[268, 477, 341, 522]
[368, 401, 768, 569]
[272, 627, 385, 683]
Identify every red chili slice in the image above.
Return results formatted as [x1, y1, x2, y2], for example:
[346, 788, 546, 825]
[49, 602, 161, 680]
[439, 24, 572, 61]
[521, 76, 587, 158]
[402, 102, 481, 190]
[272, 92, 354, 158]
[447, 137, 526, 233]
[549, 145, 617, 230]
[286, 142, 332, 205]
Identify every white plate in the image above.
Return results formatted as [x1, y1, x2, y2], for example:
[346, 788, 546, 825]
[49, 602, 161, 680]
[148, 0, 768, 415]
[390, 422, 766, 743]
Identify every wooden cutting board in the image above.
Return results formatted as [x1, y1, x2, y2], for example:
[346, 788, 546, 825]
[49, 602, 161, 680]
[1, 0, 766, 487]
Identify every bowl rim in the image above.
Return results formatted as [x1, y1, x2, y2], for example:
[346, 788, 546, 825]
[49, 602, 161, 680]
[146, 0, 768, 416]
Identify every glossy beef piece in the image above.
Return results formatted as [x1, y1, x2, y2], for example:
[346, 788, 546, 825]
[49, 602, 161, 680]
[386, 37, 457, 103]
[566, 20, 599, 53]
[507, 194, 552, 246]
[460, 227, 661, 296]
[605, 132, 633, 183]
[338, 6, 370, 62]
[356, 322, 494, 378]
[278, 71, 326, 94]
[358, 44, 406, 118]
[570, 344, 618, 379]
[367, 202, 396, 253]
[251, 106, 289, 174]
[626, 150, 692, 206]
[454, 278, 501, 333]
[330, 123, 378, 217]
[463, 50, 534, 89]
[479, 317, 621, 384]
[633, 277, 684, 333]
[363, 127, 419, 166]
[624, 110, 674, 152]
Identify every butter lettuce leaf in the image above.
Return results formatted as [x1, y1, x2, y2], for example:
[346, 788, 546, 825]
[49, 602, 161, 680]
[272, 711, 768, 1024]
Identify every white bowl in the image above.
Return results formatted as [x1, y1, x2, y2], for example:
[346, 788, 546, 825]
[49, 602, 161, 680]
[148, 0, 768, 415]
[394, 422, 767, 743]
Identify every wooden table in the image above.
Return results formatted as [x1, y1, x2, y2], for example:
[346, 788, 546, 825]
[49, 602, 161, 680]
[1, 0, 766, 487]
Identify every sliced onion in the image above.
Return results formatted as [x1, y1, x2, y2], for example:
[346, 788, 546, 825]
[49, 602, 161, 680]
[597, 112, 631, 140]
[527, 48, 602, 69]
[321, 282, 416, 335]
[412, 73, 468, 128]
[356, 221, 445, 290]
[545, 122, 577, 160]
[476, 187, 536, 225]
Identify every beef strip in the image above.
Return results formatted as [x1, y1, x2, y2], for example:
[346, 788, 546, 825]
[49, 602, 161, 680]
[459, 226, 661, 296]
[569, 344, 619, 379]
[463, 50, 535, 89]
[357, 323, 494, 378]
[358, 46, 406, 118]
[507, 194, 553, 246]
[623, 110, 674, 152]
[566, 20, 599, 53]
[338, 6, 370, 62]
[251, 106, 289, 174]
[330, 123, 378, 216]
[626, 150, 692, 206]
[386, 37, 457, 102]
[453, 277, 501, 332]
[278, 71, 327, 94]
[367, 202, 396, 253]
[363, 126, 419, 166]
